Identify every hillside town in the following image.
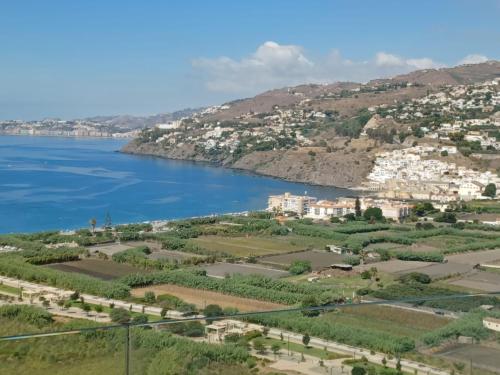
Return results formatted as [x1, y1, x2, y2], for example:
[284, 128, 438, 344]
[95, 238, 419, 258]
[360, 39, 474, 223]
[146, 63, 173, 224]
[0, 119, 141, 138]
[364, 146, 499, 201]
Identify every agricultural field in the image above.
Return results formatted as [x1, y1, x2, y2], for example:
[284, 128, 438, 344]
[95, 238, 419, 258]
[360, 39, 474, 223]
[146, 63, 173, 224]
[190, 234, 331, 257]
[324, 305, 451, 339]
[356, 260, 431, 274]
[86, 243, 132, 256]
[293, 270, 395, 296]
[148, 249, 204, 262]
[397, 262, 473, 279]
[436, 344, 500, 373]
[202, 262, 287, 279]
[131, 284, 285, 312]
[447, 249, 500, 265]
[259, 250, 344, 270]
[446, 270, 500, 292]
[45, 259, 145, 280]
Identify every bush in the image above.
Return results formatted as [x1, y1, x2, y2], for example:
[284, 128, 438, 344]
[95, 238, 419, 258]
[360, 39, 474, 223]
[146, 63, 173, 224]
[399, 272, 431, 284]
[109, 308, 131, 324]
[288, 260, 312, 275]
[434, 212, 457, 223]
[343, 255, 361, 266]
[363, 207, 384, 221]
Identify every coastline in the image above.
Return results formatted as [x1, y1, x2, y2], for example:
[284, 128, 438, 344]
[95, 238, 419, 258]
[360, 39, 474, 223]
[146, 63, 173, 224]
[120, 146, 365, 191]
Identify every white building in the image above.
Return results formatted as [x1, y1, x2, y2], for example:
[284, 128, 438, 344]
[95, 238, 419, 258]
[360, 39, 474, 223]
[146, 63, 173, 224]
[483, 317, 500, 332]
[267, 192, 317, 215]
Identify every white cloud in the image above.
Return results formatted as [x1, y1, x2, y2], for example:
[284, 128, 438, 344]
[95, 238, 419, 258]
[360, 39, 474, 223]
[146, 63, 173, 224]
[192, 41, 484, 95]
[375, 52, 404, 67]
[406, 58, 445, 70]
[458, 54, 489, 65]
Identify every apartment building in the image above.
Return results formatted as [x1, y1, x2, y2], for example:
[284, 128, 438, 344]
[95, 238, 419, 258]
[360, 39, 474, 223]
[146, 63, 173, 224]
[267, 192, 317, 215]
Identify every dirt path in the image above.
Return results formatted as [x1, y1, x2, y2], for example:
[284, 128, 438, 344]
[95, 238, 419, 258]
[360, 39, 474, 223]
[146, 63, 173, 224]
[131, 284, 286, 312]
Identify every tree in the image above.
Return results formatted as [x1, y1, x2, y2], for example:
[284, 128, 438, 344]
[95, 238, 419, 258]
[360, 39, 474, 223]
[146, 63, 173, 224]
[69, 291, 80, 301]
[253, 338, 266, 354]
[109, 307, 131, 324]
[131, 314, 148, 325]
[82, 303, 91, 315]
[89, 218, 97, 234]
[434, 212, 457, 223]
[381, 357, 387, 367]
[271, 343, 281, 358]
[94, 304, 103, 313]
[440, 150, 448, 157]
[203, 304, 223, 323]
[344, 213, 356, 221]
[355, 197, 362, 217]
[396, 358, 402, 372]
[351, 367, 366, 375]
[302, 333, 310, 347]
[301, 295, 320, 317]
[483, 183, 497, 198]
[262, 326, 270, 337]
[363, 207, 383, 221]
[144, 291, 156, 304]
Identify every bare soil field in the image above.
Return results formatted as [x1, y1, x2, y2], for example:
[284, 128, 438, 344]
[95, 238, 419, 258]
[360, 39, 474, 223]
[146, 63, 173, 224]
[202, 263, 287, 278]
[131, 284, 285, 312]
[397, 262, 473, 279]
[446, 249, 500, 265]
[357, 259, 431, 274]
[447, 270, 500, 292]
[148, 249, 204, 261]
[260, 250, 344, 270]
[87, 243, 132, 256]
[436, 344, 500, 373]
[45, 259, 144, 280]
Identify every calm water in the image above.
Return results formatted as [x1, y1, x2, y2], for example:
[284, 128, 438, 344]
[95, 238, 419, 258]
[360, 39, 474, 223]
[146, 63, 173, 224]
[0, 136, 353, 233]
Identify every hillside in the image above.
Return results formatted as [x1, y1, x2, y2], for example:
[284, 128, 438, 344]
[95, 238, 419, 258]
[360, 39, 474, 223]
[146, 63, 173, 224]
[123, 62, 500, 188]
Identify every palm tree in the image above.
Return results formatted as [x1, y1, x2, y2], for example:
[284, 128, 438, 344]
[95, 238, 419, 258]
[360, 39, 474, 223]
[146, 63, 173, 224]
[89, 218, 97, 234]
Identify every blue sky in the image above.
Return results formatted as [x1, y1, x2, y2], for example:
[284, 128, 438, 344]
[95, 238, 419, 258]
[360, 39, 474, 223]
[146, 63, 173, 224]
[1, 0, 499, 120]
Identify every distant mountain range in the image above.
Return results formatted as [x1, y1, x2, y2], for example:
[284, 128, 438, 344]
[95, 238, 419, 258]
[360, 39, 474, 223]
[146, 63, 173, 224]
[79, 107, 203, 129]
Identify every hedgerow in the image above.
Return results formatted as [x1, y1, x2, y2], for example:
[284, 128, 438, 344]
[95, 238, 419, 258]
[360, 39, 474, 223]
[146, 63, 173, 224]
[394, 251, 444, 262]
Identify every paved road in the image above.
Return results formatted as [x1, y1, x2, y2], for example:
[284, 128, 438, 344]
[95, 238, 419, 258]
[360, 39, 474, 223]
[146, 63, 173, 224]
[267, 328, 450, 375]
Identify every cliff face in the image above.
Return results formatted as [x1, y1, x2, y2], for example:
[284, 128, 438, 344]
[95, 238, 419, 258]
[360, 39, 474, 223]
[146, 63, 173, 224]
[122, 140, 377, 188]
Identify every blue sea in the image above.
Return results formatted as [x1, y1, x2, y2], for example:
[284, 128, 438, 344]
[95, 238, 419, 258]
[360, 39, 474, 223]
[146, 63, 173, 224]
[0, 136, 353, 233]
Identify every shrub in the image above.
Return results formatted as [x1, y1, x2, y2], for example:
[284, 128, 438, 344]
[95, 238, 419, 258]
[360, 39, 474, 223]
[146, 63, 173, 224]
[288, 260, 312, 275]
[109, 308, 131, 324]
[363, 207, 384, 221]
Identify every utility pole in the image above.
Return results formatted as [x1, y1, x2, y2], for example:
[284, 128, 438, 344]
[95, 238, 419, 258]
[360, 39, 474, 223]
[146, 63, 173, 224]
[125, 324, 130, 375]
